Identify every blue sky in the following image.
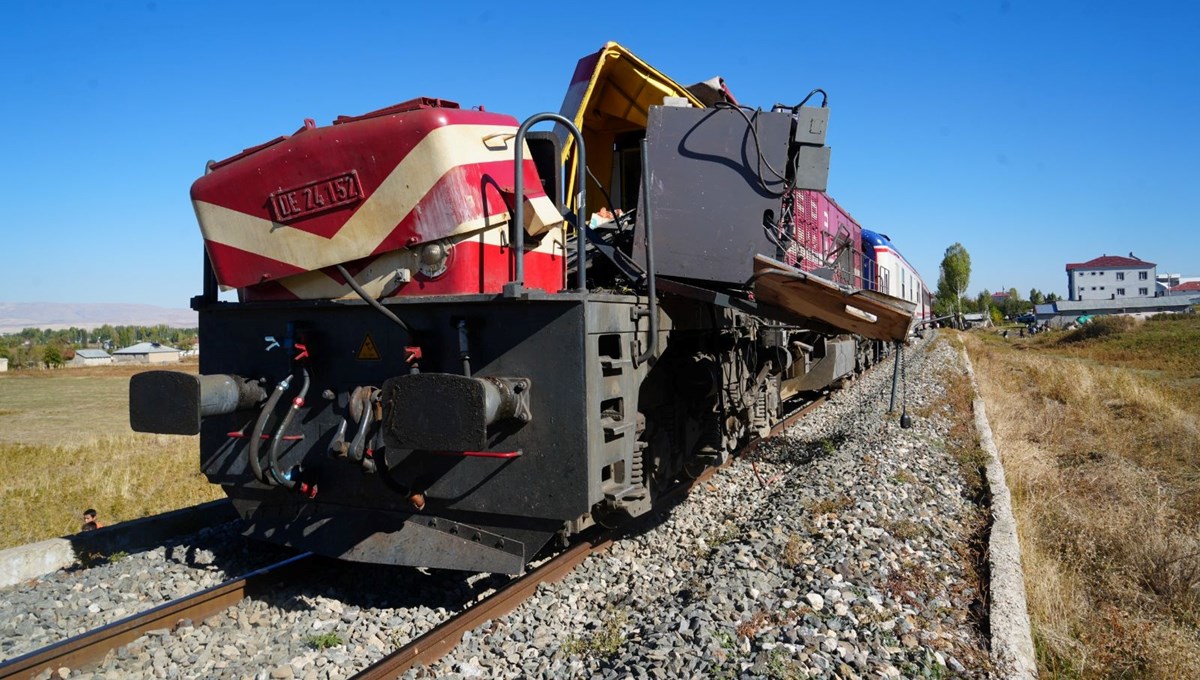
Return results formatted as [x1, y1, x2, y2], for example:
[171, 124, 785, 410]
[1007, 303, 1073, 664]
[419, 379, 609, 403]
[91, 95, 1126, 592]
[2, 1, 1197, 308]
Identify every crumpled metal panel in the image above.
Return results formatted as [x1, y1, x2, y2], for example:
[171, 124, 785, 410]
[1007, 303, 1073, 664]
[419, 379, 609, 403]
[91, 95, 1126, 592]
[753, 255, 916, 342]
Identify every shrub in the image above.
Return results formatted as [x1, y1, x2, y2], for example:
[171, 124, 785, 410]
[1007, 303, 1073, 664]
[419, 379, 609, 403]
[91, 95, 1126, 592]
[1058, 315, 1136, 344]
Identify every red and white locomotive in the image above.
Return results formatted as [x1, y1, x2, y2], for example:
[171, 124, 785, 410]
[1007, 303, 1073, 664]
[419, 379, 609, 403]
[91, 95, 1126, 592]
[131, 43, 920, 573]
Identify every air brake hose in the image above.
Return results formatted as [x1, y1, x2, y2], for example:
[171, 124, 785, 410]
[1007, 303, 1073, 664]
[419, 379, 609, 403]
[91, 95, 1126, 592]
[248, 374, 293, 484]
[347, 393, 375, 463]
[267, 366, 310, 489]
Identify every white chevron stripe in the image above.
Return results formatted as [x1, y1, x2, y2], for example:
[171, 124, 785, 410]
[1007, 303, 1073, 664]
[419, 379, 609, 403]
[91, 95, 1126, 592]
[194, 123, 562, 274]
[273, 223, 566, 300]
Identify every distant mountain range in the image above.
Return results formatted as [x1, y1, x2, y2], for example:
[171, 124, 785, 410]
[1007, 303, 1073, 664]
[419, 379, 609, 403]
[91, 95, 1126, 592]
[0, 302, 197, 334]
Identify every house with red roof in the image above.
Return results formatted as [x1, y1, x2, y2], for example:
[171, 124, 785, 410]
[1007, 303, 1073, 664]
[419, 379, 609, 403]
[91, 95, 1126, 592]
[1065, 253, 1156, 301]
[1169, 280, 1200, 295]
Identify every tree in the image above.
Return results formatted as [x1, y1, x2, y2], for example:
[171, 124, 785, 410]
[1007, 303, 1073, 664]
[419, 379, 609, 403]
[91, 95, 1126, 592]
[1030, 288, 1045, 305]
[1002, 287, 1024, 318]
[115, 326, 136, 349]
[936, 243, 971, 320]
[976, 289, 992, 315]
[1046, 292, 1060, 303]
[42, 345, 64, 369]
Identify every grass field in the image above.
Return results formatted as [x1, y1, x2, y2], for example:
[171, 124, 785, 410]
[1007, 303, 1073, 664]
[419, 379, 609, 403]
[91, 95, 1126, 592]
[964, 314, 1200, 678]
[0, 361, 223, 549]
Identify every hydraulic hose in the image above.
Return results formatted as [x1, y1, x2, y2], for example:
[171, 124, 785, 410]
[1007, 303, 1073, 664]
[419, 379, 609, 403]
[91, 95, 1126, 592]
[267, 367, 310, 489]
[248, 374, 292, 484]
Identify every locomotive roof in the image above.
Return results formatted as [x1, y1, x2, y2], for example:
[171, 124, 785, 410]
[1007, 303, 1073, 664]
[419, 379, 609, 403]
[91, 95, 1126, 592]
[861, 228, 893, 247]
[861, 228, 928, 292]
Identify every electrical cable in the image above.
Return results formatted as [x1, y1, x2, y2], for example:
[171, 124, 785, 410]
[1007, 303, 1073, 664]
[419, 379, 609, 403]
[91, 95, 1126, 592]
[796, 88, 829, 109]
[336, 264, 410, 333]
[712, 101, 791, 195]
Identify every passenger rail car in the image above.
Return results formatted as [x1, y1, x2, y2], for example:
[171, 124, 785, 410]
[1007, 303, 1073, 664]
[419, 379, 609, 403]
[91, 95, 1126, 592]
[130, 43, 923, 573]
[862, 229, 932, 327]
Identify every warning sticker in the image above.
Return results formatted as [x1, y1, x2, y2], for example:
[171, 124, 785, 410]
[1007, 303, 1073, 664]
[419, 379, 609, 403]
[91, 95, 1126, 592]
[357, 333, 381, 360]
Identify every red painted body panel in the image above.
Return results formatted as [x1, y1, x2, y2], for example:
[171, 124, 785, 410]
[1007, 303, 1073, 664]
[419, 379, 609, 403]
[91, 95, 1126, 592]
[192, 101, 554, 295]
[788, 190, 863, 288]
[193, 107, 511, 237]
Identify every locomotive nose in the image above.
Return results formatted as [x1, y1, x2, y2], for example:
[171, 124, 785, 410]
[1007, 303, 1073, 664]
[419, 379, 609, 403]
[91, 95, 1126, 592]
[130, 371, 267, 435]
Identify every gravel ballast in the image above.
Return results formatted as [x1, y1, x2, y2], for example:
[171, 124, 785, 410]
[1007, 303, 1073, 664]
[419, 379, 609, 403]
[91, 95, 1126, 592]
[401, 334, 995, 679]
[3, 334, 1002, 678]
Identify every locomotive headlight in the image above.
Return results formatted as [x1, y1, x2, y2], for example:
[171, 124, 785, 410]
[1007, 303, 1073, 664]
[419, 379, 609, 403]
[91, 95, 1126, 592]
[418, 241, 451, 278]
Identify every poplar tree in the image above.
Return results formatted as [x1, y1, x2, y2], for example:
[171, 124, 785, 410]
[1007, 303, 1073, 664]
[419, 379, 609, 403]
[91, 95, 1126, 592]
[936, 243, 971, 318]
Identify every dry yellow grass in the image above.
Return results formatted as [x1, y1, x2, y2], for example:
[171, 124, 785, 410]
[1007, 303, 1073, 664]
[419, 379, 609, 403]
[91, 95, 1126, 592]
[963, 319, 1200, 678]
[0, 361, 223, 549]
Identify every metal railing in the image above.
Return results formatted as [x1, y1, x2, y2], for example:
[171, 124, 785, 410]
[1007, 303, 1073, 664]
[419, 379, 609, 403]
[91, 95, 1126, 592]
[510, 113, 587, 294]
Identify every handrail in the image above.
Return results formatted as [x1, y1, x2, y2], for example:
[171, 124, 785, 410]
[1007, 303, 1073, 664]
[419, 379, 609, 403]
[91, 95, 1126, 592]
[511, 113, 587, 293]
[634, 138, 658, 366]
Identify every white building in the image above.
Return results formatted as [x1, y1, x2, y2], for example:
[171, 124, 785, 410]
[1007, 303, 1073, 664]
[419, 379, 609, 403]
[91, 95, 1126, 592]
[71, 349, 114, 367]
[1066, 254, 1156, 301]
[0, 357, 7, 372]
[1157, 273, 1200, 294]
[112, 342, 181, 364]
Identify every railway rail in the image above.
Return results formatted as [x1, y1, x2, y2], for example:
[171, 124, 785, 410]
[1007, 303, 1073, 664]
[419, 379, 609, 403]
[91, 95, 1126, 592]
[0, 553, 312, 679]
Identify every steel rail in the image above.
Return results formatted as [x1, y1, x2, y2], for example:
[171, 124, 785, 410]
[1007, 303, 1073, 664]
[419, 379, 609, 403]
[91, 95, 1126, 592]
[351, 390, 834, 679]
[0, 552, 313, 679]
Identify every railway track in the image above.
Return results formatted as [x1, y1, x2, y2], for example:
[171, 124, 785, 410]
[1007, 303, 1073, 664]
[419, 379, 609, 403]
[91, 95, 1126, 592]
[1, 385, 842, 678]
[0, 553, 312, 679]
[351, 393, 830, 679]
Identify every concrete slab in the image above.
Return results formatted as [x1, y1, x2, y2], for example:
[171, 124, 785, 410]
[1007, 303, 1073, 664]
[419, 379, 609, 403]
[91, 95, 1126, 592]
[961, 348, 1038, 679]
[0, 499, 236, 589]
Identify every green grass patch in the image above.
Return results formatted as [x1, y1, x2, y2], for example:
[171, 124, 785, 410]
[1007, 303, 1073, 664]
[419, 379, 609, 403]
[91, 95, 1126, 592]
[562, 607, 627, 659]
[305, 632, 343, 650]
[1043, 313, 1200, 377]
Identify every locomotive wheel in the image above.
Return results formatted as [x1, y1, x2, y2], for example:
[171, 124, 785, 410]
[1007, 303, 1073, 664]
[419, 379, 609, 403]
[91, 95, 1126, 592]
[592, 502, 636, 529]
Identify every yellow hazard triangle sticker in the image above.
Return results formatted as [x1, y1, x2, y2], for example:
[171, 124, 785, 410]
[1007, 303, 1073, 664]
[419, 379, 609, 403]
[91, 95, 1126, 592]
[357, 333, 381, 360]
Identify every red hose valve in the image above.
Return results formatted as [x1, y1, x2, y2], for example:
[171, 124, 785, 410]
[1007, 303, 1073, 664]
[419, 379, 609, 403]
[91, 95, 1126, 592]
[294, 343, 309, 361]
[405, 346, 422, 363]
